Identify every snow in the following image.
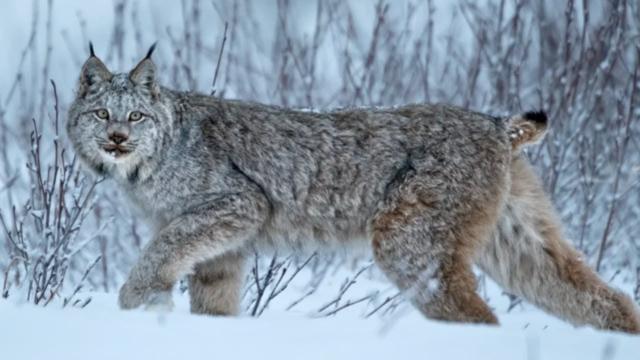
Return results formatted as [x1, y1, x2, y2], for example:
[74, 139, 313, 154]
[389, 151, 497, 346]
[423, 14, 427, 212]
[1, 291, 639, 360]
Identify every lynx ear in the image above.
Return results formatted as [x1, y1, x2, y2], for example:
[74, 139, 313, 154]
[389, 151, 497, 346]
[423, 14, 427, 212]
[77, 42, 112, 98]
[129, 43, 159, 98]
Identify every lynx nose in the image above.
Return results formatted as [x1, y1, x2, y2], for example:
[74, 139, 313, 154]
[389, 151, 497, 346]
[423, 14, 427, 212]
[108, 131, 129, 144]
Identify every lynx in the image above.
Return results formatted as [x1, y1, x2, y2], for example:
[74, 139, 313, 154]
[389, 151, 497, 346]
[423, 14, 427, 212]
[66, 44, 640, 333]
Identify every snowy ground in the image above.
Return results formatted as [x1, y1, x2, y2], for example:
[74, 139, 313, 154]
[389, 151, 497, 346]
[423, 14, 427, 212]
[2, 288, 639, 360]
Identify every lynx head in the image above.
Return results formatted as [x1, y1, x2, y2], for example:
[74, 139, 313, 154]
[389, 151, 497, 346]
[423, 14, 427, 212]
[67, 43, 173, 181]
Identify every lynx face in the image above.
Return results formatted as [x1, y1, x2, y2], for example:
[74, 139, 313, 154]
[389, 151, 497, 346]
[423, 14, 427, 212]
[67, 48, 172, 180]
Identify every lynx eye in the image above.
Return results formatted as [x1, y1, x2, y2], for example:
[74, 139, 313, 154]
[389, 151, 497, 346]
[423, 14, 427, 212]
[95, 109, 109, 120]
[129, 111, 143, 122]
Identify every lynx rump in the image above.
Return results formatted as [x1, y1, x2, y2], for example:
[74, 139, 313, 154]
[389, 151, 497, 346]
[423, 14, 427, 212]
[66, 45, 640, 333]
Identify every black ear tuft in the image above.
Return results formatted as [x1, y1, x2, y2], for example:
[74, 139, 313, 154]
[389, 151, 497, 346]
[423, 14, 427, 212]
[129, 47, 159, 99]
[77, 43, 112, 99]
[522, 110, 548, 125]
[144, 42, 157, 60]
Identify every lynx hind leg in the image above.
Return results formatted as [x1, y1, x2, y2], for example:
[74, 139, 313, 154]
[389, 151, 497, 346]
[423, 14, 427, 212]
[476, 157, 640, 333]
[372, 174, 508, 324]
[188, 252, 246, 316]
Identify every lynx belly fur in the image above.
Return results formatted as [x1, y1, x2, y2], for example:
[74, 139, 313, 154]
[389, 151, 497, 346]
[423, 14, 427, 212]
[66, 45, 640, 333]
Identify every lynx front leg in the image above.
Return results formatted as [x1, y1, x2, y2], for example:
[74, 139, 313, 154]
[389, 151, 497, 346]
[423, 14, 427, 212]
[188, 252, 246, 316]
[118, 193, 267, 310]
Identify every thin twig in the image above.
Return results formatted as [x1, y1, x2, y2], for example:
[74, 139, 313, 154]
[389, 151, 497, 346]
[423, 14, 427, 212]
[210, 22, 228, 95]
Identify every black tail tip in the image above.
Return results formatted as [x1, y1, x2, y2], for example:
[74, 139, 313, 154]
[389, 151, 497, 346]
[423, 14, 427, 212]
[523, 110, 548, 125]
[89, 41, 95, 57]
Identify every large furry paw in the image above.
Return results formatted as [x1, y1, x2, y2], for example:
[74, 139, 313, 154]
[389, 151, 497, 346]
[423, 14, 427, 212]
[118, 281, 174, 311]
